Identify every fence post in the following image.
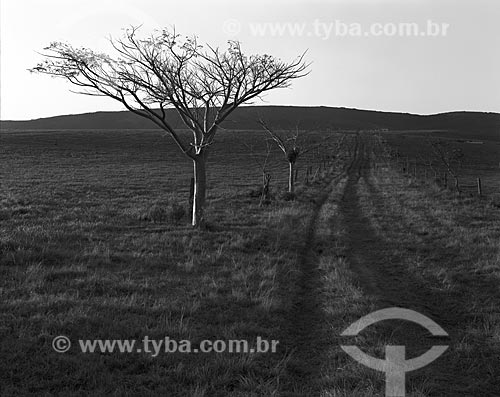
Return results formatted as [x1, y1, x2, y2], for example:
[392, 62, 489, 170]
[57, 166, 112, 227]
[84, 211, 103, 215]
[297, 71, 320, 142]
[477, 177, 482, 196]
[443, 172, 448, 188]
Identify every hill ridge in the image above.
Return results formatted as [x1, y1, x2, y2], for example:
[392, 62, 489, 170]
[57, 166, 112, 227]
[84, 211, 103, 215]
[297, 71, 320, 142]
[1, 106, 499, 133]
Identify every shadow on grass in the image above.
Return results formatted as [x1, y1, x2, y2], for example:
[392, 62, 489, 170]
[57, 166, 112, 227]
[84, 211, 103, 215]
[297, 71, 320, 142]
[335, 135, 500, 396]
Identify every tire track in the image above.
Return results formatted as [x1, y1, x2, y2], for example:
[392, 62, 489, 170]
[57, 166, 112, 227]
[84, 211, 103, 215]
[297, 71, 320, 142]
[278, 135, 358, 395]
[336, 134, 500, 396]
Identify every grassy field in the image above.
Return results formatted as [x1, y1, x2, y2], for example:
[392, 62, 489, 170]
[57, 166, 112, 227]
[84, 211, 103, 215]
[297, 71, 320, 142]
[381, 130, 500, 201]
[1, 129, 499, 396]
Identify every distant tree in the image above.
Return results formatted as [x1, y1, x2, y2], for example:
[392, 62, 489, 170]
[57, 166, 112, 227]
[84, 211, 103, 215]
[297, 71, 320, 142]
[259, 120, 341, 194]
[243, 140, 273, 206]
[30, 26, 309, 227]
[429, 139, 465, 192]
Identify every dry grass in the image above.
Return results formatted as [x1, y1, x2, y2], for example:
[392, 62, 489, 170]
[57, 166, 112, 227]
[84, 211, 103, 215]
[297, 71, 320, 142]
[0, 129, 342, 396]
[1, 130, 499, 396]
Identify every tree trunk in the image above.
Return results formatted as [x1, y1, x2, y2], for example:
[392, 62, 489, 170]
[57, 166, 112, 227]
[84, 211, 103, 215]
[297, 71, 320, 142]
[192, 153, 207, 227]
[288, 161, 295, 193]
[454, 177, 460, 194]
[260, 173, 271, 206]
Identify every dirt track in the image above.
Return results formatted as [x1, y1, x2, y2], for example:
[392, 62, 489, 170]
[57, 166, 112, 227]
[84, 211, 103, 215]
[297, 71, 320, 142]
[281, 133, 500, 396]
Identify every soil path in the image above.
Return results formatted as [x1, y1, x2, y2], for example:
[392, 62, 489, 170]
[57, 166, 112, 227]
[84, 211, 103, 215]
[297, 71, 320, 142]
[336, 134, 499, 396]
[281, 133, 500, 396]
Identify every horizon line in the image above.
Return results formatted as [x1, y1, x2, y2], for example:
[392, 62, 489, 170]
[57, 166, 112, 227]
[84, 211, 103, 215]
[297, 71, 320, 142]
[2, 104, 500, 123]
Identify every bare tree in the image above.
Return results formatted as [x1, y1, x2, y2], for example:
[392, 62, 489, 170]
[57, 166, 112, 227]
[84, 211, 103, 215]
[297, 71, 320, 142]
[429, 139, 465, 192]
[417, 154, 439, 180]
[243, 140, 273, 206]
[259, 120, 340, 194]
[30, 26, 309, 227]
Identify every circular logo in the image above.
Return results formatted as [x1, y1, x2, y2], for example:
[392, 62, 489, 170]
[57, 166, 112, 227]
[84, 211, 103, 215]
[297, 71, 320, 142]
[222, 19, 242, 37]
[52, 335, 71, 353]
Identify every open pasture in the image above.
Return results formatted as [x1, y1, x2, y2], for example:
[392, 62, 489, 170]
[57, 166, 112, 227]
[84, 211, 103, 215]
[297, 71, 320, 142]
[1, 130, 499, 396]
[381, 130, 500, 201]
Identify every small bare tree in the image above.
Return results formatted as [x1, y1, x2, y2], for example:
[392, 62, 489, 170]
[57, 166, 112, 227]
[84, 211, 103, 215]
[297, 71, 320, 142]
[259, 120, 340, 194]
[429, 139, 465, 192]
[417, 154, 439, 180]
[243, 140, 273, 206]
[30, 26, 309, 227]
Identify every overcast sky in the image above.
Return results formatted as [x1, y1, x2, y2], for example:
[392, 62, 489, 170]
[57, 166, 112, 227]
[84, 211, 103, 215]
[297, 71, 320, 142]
[1, 0, 499, 120]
